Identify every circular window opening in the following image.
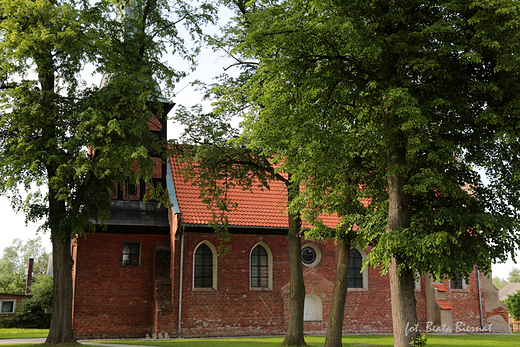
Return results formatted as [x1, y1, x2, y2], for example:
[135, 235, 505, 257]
[301, 247, 316, 265]
[301, 244, 321, 267]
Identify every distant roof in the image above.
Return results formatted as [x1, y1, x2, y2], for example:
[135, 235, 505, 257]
[0, 293, 30, 297]
[499, 283, 520, 301]
[168, 158, 339, 229]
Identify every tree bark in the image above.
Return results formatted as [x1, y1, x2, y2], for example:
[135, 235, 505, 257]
[282, 181, 306, 346]
[37, 51, 76, 344]
[389, 258, 417, 347]
[324, 239, 350, 347]
[386, 150, 418, 347]
[46, 187, 77, 345]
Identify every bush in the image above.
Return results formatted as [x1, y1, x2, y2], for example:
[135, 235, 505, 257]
[0, 316, 18, 328]
[8, 275, 53, 329]
[15, 298, 51, 328]
[505, 290, 520, 321]
[410, 333, 427, 347]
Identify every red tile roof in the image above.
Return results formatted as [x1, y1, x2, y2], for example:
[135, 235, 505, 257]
[432, 284, 448, 292]
[169, 158, 339, 229]
[436, 299, 453, 310]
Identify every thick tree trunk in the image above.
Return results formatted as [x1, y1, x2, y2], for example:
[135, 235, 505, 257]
[282, 181, 306, 346]
[46, 189, 77, 345]
[282, 214, 306, 346]
[389, 258, 417, 347]
[324, 239, 350, 347]
[47, 236, 76, 344]
[386, 151, 418, 347]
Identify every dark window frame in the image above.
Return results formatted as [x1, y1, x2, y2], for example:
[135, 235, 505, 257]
[122, 242, 141, 266]
[348, 248, 363, 288]
[451, 272, 464, 290]
[301, 246, 317, 266]
[251, 245, 269, 288]
[125, 180, 139, 197]
[194, 243, 214, 288]
[0, 300, 15, 314]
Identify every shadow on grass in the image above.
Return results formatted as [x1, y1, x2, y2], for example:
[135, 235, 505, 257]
[2, 334, 518, 347]
[84, 336, 394, 347]
[83, 334, 520, 347]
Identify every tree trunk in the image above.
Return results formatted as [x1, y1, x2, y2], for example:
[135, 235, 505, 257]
[389, 258, 417, 347]
[46, 189, 77, 345]
[282, 214, 306, 346]
[324, 239, 350, 347]
[282, 180, 306, 346]
[386, 150, 418, 347]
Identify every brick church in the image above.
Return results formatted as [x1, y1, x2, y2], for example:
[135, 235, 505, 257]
[71, 99, 510, 339]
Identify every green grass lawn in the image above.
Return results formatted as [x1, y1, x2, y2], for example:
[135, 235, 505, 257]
[0, 329, 48, 339]
[85, 334, 520, 347]
[1, 331, 520, 347]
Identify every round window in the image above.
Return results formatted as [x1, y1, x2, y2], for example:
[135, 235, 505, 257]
[301, 247, 316, 265]
[301, 244, 321, 267]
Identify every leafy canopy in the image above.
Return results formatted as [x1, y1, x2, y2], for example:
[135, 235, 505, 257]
[0, 238, 50, 294]
[0, 0, 217, 240]
[203, 0, 520, 281]
[8, 276, 53, 329]
[505, 290, 520, 321]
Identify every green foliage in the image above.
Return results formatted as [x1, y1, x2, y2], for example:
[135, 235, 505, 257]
[1, 276, 53, 329]
[15, 276, 52, 329]
[191, 5, 520, 345]
[0, 272, 25, 295]
[0, 0, 217, 341]
[509, 268, 520, 283]
[493, 276, 508, 290]
[0, 238, 50, 294]
[0, 0, 217, 239]
[505, 290, 520, 321]
[410, 334, 427, 347]
[206, 0, 520, 283]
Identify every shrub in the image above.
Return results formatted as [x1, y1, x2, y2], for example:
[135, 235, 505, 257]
[504, 290, 520, 321]
[10, 275, 53, 329]
[410, 333, 427, 347]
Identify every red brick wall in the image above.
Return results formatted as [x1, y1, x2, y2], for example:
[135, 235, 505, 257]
[0, 293, 29, 325]
[178, 235, 399, 337]
[72, 229, 486, 338]
[447, 270, 483, 332]
[415, 276, 428, 331]
[73, 232, 169, 339]
[444, 269, 509, 333]
[488, 306, 509, 327]
[296, 242, 396, 334]
[178, 233, 483, 337]
[179, 233, 287, 337]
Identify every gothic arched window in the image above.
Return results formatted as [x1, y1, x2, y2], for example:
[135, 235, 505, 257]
[251, 245, 269, 288]
[194, 243, 214, 288]
[348, 248, 363, 288]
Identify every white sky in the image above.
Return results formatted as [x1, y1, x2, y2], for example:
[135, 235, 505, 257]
[0, 5, 518, 281]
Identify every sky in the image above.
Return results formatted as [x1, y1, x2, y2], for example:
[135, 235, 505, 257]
[0, 5, 519, 281]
